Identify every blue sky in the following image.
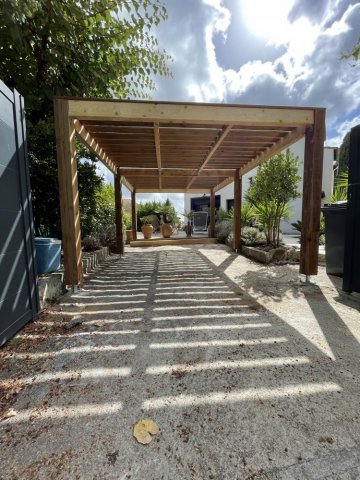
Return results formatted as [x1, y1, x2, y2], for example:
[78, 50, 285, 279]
[99, 0, 360, 214]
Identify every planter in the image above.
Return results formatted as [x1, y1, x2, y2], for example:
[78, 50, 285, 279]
[141, 224, 154, 239]
[161, 223, 173, 238]
[184, 222, 193, 237]
[321, 202, 347, 277]
[125, 230, 134, 243]
[35, 238, 62, 274]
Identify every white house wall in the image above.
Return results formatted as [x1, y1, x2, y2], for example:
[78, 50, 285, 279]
[184, 139, 336, 234]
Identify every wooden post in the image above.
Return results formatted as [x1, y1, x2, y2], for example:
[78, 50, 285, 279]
[233, 169, 242, 251]
[209, 189, 216, 237]
[131, 189, 137, 241]
[300, 109, 326, 276]
[54, 99, 83, 286]
[114, 169, 124, 254]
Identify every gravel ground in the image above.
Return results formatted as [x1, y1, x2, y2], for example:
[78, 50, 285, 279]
[0, 243, 360, 480]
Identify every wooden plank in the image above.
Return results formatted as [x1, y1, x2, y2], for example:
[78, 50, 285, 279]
[210, 189, 215, 238]
[131, 189, 137, 241]
[130, 237, 217, 247]
[68, 100, 314, 127]
[186, 125, 233, 190]
[114, 170, 124, 254]
[239, 126, 306, 176]
[300, 109, 326, 275]
[118, 168, 236, 177]
[213, 176, 235, 193]
[74, 119, 116, 174]
[233, 169, 242, 251]
[136, 188, 211, 193]
[54, 99, 83, 285]
[154, 122, 162, 189]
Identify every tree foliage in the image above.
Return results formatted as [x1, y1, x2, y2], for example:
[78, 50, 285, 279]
[338, 131, 350, 173]
[0, 0, 171, 238]
[246, 150, 301, 247]
[0, 0, 172, 120]
[341, 37, 360, 64]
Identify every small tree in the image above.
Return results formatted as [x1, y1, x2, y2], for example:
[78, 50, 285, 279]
[246, 150, 301, 247]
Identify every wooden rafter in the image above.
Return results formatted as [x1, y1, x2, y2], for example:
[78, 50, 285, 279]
[74, 119, 134, 193]
[239, 126, 306, 176]
[118, 168, 236, 177]
[154, 122, 162, 189]
[186, 125, 233, 190]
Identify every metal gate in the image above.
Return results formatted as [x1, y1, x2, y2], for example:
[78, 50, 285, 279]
[0, 81, 39, 345]
[343, 125, 360, 294]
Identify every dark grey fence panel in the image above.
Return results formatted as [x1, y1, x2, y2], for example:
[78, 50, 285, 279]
[343, 125, 360, 294]
[0, 81, 39, 345]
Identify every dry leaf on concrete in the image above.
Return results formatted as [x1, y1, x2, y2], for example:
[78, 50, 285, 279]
[1, 408, 17, 421]
[133, 418, 160, 444]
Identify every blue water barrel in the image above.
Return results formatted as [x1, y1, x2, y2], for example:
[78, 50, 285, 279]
[35, 238, 62, 274]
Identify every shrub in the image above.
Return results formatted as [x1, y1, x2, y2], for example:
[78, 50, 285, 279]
[82, 235, 101, 252]
[216, 207, 228, 222]
[215, 220, 233, 243]
[241, 227, 267, 246]
[227, 203, 257, 227]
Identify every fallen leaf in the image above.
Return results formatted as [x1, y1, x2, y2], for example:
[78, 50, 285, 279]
[1, 408, 17, 420]
[133, 418, 160, 445]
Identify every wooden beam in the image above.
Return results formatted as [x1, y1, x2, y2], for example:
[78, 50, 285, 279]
[239, 126, 306, 176]
[154, 122, 162, 189]
[210, 189, 215, 238]
[74, 119, 134, 193]
[118, 168, 236, 177]
[54, 99, 83, 285]
[213, 176, 235, 193]
[186, 125, 233, 190]
[74, 119, 116, 174]
[136, 188, 211, 193]
[300, 109, 326, 276]
[131, 189, 137, 241]
[68, 100, 315, 127]
[233, 169, 242, 252]
[114, 169, 124, 254]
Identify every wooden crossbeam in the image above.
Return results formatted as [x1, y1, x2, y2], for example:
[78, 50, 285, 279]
[118, 168, 236, 177]
[154, 122, 162, 189]
[68, 99, 315, 127]
[186, 125, 233, 190]
[239, 126, 306, 176]
[74, 119, 134, 193]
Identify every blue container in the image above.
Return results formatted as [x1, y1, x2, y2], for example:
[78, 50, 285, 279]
[35, 238, 62, 274]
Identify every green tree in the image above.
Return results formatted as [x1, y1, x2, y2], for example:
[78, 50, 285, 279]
[338, 131, 350, 173]
[341, 38, 360, 63]
[246, 150, 301, 247]
[0, 0, 171, 236]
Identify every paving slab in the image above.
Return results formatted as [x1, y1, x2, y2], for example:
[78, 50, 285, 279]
[0, 244, 359, 480]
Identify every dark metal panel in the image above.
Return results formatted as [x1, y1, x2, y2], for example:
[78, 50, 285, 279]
[0, 81, 39, 345]
[343, 125, 360, 293]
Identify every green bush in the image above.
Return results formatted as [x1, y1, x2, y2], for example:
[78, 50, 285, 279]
[215, 220, 233, 243]
[82, 235, 101, 252]
[241, 227, 267, 246]
[216, 207, 228, 222]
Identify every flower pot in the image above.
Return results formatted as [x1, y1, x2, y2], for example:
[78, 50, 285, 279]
[184, 222, 193, 237]
[125, 230, 134, 243]
[141, 224, 153, 239]
[161, 223, 173, 238]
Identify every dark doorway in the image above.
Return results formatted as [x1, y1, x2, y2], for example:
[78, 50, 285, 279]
[190, 195, 221, 213]
[0, 82, 39, 345]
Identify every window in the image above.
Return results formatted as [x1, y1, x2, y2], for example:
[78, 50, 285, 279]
[227, 199, 234, 211]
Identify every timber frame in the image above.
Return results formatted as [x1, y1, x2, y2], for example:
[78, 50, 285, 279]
[54, 97, 325, 285]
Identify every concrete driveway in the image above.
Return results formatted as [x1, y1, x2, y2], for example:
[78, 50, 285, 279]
[1, 244, 360, 479]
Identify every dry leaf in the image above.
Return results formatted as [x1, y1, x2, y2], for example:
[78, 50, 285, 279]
[133, 418, 160, 445]
[1, 408, 17, 420]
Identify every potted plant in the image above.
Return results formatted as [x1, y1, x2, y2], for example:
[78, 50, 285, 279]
[156, 200, 175, 238]
[183, 210, 194, 237]
[140, 215, 154, 239]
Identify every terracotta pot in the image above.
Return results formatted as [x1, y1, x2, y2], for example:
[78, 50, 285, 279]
[125, 230, 134, 243]
[141, 224, 153, 239]
[161, 223, 173, 238]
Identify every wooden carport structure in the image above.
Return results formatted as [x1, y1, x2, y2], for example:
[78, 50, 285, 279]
[54, 98, 325, 286]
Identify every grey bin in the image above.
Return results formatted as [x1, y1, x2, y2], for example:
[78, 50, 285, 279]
[321, 202, 347, 277]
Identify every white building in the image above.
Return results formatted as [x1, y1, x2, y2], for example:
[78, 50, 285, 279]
[184, 139, 338, 234]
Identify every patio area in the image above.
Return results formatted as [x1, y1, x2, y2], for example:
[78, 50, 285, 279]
[1, 244, 360, 479]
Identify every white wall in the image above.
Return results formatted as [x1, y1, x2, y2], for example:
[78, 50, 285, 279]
[184, 140, 337, 234]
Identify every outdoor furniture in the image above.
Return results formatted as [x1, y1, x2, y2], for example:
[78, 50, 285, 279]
[192, 211, 208, 232]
